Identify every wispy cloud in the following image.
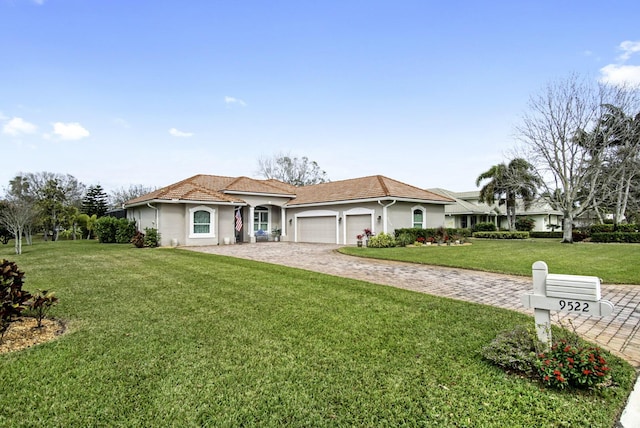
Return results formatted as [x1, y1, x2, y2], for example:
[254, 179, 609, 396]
[32, 0, 46, 5]
[224, 96, 247, 107]
[51, 122, 90, 141]
[600, 40, 640, 86]
[169, 127, 194, 138]
[617, 41, 640, 61]
[2, 117, 38, 136]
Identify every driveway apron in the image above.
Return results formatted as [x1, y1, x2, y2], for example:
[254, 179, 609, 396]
[185, 242, 640, 368]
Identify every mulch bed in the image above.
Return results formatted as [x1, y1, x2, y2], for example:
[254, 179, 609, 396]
[0, 317, 66, 354]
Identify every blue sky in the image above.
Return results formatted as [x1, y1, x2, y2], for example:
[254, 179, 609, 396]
[1, 0, 639, 195]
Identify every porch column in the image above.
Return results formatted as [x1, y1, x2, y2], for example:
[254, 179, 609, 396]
[281, 207, 287, 237]
[249, 206, 255, 242]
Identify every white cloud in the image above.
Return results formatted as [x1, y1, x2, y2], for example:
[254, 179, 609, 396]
[224, 96, 247, 107]
[52, 122, 90, 140]
[2, 117, 38, 136]
[618, 40, 640, 61]
[169, 127, 194, 137]
[599, 41, 640, 86]
[600, 64, 640, 86]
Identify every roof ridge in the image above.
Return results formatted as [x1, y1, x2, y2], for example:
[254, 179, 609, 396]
[376, 175, 390, 195]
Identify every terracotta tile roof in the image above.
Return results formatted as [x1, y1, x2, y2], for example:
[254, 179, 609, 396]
[287, 175, 453, 206]
[125, 174, 452, 207]
[124, 174, 295, 206]
[223, 176, 296, 195]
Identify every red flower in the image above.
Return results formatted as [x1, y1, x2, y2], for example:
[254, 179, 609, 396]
[582, 369, 592, 376]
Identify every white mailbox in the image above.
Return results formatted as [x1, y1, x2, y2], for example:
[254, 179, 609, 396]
[545, 273, 601, 301]
[521, 261, 614, 347]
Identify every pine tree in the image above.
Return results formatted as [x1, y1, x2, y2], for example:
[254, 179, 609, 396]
[82, 185, 109, 218]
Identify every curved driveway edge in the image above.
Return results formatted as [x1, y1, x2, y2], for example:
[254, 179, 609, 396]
[185, 242, 640, 368]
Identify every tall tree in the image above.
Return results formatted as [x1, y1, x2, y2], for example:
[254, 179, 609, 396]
[516, 74, 640, 243]
[0, 198, 38, 254]
[7, 172, 85, 242]
[109, 184, 155, 209]
[256, 152, 329, 186]
[476, 158, 540, 230]
[82, 185, 109, 217]
[588, 105, 640, 225]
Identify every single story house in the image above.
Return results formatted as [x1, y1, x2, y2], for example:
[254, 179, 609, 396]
[429, 188, 563, 231]
[124, 174, 453, 246]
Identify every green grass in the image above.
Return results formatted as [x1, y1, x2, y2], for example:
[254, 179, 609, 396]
[0, 240, 636, 427]
[340, 239, 640, 284]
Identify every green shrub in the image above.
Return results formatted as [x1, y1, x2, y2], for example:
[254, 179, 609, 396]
[591, 232, 640, 243]
[94, 216, 118, 243]
[589, 224, 614, 234]
[395, 231, 414, 247]
[530, 231, 564, 239]
[143, 228, 160, 248]
[615, 223, 638, 232]
[95, 217, 137, 244]
[367, 232, 396, 248]
[472, 231, 530, 239]
[0, 259, 31, 341]
[115, 219, 137, 244]
[515, 217, 535, 231]
[394, 227, 472, 243]
[482, 325, 540, 374]
[473, 222, 497, 232]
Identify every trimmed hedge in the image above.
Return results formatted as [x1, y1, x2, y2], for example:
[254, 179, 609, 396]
[95, 217, 138, 244]
[393, 228, 472, 242]
[530, 231, 564, 239]
[591, 232, 640, 243]
[472, 231, 530, 239]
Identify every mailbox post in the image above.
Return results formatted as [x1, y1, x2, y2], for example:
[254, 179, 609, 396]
[521, 261, 614, 348]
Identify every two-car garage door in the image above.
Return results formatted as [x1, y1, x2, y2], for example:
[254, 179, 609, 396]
[295, 211, 373, 244]
[296, 216, 337, 243]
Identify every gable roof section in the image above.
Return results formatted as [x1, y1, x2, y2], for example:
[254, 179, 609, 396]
[429, 188, 494, 215]
[287, 175, 453, 206]
[124, 174, 295, 207]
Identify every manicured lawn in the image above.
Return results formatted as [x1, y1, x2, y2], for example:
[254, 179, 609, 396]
[340, 239, 640, 284]
[0, 241, 635, 427]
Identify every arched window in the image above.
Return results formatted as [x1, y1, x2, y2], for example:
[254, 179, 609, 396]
[189, 206, 215, 238]
[412, 207, 426, 228]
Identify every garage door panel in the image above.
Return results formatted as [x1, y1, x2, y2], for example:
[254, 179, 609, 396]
[346, 214, 371, 244]
[297, 217, 337, 243]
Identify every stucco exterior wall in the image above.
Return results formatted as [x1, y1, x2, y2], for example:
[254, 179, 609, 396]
[284, 201, 448, 244]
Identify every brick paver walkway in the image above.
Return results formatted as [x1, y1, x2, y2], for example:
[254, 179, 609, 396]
[186, 242, 640, 368]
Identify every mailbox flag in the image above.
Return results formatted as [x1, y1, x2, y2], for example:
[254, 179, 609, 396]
[235, 210, 243, 231]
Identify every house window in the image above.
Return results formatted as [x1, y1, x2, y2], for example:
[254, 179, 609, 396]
[193, 210, 210, 234]
[412, 208, 425, 228]
[254, 207, 269, 233]
[189, 206, 215, 238]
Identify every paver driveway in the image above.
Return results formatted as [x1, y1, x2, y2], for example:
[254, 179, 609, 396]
[186, 242, 640, 368]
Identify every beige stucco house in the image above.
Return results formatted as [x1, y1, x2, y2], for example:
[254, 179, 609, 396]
[124, 174, 453, 247]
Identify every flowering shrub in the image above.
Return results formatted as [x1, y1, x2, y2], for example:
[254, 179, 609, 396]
[536, 340, 610, 389]
[416, 236, 425, 244]
[367, 233, 396, 248]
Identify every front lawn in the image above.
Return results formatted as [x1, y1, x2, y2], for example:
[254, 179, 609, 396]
[340, 239, 640, 284]
[0, 241, 635, 427]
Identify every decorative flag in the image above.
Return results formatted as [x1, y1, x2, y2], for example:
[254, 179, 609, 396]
[235, 210, 243, 231]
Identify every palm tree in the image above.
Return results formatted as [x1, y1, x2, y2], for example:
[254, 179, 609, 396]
[476, 158, 541, 230]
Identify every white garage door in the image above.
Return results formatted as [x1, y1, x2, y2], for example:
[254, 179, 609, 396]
[346, 214, 372, 244]
[297, 216, 337, 243]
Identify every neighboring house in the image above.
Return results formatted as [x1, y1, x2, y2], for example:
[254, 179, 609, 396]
[429, 189, 563, 232]
[124, 174, 453, 247]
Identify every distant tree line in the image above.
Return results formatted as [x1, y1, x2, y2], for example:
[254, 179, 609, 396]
[0, 172, 154, 254]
